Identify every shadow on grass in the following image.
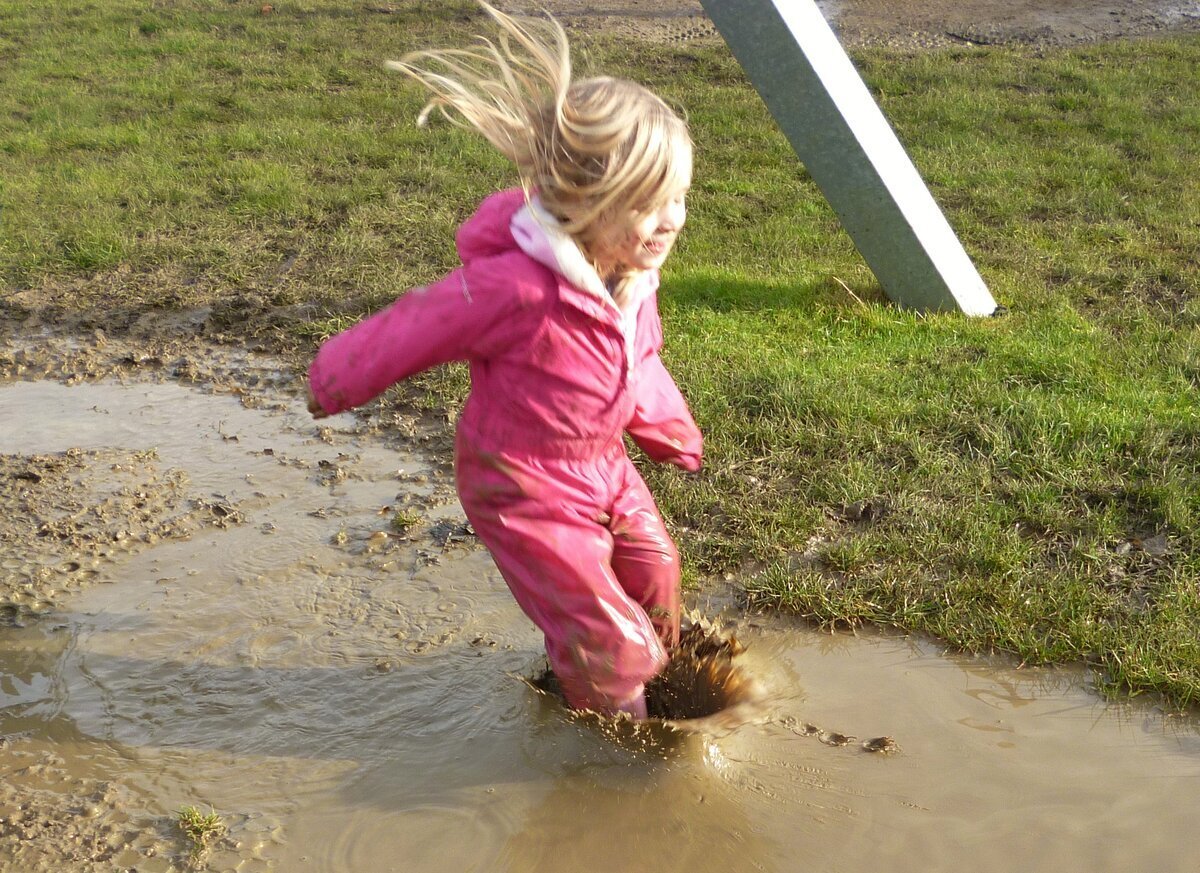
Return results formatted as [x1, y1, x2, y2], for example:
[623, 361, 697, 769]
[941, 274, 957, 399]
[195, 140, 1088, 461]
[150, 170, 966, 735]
[664, 270, 890, 314]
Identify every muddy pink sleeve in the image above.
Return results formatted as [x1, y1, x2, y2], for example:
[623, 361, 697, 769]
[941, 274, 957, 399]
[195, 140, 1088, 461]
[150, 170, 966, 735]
[307, 263, 538, 415]
[626, 302, 703, 472]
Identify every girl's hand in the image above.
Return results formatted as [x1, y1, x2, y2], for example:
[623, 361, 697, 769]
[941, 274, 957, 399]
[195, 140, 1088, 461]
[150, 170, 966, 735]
[306, 383, 329, 419]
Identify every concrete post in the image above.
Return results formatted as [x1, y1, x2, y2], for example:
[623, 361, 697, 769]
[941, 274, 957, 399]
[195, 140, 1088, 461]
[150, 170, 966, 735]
[698, 0, 998, 316]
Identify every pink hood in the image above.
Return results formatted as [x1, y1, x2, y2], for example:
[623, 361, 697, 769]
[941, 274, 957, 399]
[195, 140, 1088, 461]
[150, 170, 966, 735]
[459, 190, 654, 366]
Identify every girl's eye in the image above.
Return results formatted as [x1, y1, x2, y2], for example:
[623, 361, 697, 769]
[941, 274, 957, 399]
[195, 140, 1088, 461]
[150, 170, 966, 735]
[635, 193, 686, 215]
[627, 188, 688, 224]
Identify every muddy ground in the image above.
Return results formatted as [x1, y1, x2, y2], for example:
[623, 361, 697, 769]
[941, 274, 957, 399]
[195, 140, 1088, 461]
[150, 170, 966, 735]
[521, 0, 1200, 48]
[3, 2, 1200, 870]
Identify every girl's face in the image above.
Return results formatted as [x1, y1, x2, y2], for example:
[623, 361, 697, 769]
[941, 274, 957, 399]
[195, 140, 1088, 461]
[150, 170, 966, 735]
[590, 160, 692, 281]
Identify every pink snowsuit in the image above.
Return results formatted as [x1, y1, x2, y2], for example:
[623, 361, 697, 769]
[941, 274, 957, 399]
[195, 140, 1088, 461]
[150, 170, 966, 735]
[308, 189, 703, 714]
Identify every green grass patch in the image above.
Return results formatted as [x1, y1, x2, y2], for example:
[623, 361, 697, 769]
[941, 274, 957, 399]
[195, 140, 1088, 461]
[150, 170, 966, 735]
[3, 3, 1200, 706]
[176, 805, 225, 865]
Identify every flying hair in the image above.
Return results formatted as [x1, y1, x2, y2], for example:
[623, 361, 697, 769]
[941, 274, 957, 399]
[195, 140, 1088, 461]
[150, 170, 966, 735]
[385, 1, 692, 291]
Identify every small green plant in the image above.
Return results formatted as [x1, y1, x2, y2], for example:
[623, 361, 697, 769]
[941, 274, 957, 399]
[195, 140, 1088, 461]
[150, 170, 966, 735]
[177, 805, 225, 866]
[391, 508, 423, 531]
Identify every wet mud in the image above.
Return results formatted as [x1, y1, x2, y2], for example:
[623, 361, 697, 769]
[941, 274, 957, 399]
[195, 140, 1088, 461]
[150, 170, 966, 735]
[4, 331, 1200, 873]
[529, 618, 764, 730]
[644, 620, 761, 723]
[0, 328, 463, 871]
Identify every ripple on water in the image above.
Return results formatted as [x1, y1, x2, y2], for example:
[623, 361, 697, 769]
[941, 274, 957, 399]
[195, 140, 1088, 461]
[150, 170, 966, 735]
[307, 800, 520, 873]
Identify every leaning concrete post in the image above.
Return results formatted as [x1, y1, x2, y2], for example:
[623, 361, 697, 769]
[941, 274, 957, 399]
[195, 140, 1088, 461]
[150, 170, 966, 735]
[699, 0, 998, 316]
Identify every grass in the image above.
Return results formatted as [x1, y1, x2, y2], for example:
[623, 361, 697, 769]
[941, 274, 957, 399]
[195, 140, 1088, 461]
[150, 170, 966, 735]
[177, 805, 226, 865]
[2, 2, 1199, 705]
[391, 507, 423, 531]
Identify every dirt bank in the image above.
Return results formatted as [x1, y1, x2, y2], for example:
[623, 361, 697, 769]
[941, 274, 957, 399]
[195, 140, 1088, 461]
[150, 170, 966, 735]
[527, 0, 1200, 48]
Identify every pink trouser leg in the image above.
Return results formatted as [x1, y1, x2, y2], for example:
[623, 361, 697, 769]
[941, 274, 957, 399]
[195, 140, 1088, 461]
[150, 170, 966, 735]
[456, 446, 675, 716]
[609, 464, 682, 651]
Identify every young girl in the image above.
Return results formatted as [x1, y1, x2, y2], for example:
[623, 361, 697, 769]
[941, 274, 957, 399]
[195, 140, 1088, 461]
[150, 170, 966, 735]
[306, 1, 702, 719]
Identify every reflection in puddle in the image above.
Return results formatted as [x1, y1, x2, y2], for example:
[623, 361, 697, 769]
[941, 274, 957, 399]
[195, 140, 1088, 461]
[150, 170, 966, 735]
[2, 376, 1200, 872]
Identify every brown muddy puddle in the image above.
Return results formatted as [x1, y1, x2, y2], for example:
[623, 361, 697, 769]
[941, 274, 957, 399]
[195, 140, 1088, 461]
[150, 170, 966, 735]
[3, 370, 1200, 872]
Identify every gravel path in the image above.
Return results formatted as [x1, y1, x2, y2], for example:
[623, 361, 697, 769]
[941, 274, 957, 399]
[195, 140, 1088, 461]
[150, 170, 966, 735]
[520, 0, 1200, 48]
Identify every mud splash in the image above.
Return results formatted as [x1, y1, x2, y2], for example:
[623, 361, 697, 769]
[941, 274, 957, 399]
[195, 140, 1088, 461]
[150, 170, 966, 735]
[645, 621, 762, 724]
[3, 337, 1200, 872]
[528, 618, 765, 734]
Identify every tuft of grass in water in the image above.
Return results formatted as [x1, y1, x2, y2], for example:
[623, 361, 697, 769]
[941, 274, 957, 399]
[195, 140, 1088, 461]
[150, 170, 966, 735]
[177, 805, 226, 865]
[391, 507, 423, 531]
[2, 3, 1200, 706]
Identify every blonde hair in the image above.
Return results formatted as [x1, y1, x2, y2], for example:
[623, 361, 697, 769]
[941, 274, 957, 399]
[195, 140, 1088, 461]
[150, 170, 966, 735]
[386, 2, 692, 301]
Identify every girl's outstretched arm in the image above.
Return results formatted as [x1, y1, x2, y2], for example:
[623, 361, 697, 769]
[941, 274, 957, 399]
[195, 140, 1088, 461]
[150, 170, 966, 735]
[307, 258, 543, 416]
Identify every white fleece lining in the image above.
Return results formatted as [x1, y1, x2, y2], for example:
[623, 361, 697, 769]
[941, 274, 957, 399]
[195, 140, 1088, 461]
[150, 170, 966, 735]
[510, 197, 656, 370]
